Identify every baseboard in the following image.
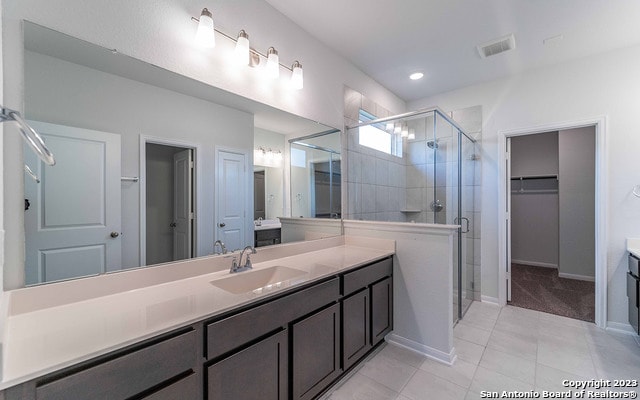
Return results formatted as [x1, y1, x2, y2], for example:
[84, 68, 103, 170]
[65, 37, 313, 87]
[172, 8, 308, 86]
[386, 333, 456, 365]
[511, 259, 558, 269]
[606, 321, 638, 336]
[481, 295, 500, 305]
[558, 272, 595, 282]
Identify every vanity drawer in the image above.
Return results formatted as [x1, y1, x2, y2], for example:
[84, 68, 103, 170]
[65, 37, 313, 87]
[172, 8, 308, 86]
[206, 277, 339, 359]
[342, 257, 392, 296]
[35, 328, 197, 400]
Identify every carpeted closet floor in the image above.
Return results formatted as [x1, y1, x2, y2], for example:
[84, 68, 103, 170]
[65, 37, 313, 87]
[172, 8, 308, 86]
[508, 263, 595, 322]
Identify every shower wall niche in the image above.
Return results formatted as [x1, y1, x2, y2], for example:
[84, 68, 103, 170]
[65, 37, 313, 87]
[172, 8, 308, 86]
[343, 89, 482, 320]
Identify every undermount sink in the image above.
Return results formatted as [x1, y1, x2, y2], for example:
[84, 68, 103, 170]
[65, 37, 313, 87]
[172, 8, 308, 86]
[210, 265, 308, 294]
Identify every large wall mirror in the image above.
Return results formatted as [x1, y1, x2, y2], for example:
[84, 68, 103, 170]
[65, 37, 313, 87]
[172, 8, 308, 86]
[13, 21, 342, 287]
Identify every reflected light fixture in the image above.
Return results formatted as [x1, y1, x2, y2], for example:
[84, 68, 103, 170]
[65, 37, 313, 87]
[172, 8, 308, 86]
[291, 61, 303, 90]
[394, 123, 401, 134]
[386, 122, 394, 131]
[409, 72, 424, 80]
[401, 124, 409, 138]
[234, 30, 250, 65]
[266, 47, 280, 79]
[195, 8, 215, 48]
[408, 129, 416, 140]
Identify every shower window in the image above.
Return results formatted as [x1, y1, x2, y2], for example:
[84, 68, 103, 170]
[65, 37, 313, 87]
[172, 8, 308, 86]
[358, 110, 402, 157]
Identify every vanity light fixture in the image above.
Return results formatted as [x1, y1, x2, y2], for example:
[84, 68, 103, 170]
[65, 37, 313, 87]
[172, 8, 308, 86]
[234, 30, 250, 65]
[266, 47, 280, 80]
[291, 61, 303, 90]
[401, 123, 409, 138]
[194, 8, 215, 48]
[191, 9, 304, 89]
[1, 106, 56, 165]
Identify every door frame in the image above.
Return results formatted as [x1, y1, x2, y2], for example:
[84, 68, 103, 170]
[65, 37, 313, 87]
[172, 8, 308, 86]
[139, 135, 201, 266]
[497, 116, 607, 328]
[214, 146, 252, 248]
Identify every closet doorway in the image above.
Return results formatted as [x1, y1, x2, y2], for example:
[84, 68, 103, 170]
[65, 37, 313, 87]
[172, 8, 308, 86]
[142, 141, 196, 266]
[507, 126, 596, 322]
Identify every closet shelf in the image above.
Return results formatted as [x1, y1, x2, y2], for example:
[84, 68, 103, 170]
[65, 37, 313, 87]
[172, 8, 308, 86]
[510, 174, 558, 180]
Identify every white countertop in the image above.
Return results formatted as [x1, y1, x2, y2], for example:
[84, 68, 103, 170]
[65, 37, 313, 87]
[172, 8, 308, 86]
[0, 235, 394, 389]
[628, 238, 640, 258]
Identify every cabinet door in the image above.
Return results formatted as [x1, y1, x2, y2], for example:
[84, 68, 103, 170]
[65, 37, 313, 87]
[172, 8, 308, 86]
[342, 288, 370, 370]
[292, 303, 341, 400]
[207, 329, 287, 400]
[371, 277, 393, 345]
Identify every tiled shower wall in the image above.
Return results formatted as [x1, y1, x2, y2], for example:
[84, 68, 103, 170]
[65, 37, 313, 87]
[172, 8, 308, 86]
[344, 86, 407, 222]
[342, 86, 482, 300]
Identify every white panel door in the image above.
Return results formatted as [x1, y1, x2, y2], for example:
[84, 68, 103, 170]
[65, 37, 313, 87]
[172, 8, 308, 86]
[24, 121, 121, 285]
[173, 149, 193, 260]
[216, 150, 247, 251]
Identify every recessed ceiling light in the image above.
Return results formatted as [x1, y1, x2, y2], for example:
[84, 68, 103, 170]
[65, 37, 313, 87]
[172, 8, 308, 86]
[409, 72, 424, 80]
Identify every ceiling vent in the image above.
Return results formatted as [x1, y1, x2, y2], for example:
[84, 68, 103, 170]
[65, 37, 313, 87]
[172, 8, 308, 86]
[477, 34, 516, 58]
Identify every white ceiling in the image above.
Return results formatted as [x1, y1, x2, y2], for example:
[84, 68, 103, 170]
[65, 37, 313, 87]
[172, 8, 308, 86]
[265, 0, 640, 102]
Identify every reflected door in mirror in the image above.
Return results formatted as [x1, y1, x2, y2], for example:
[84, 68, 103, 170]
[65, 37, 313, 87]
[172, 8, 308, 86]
[24, 121, 121, 285]
[216, 150, 248, 251]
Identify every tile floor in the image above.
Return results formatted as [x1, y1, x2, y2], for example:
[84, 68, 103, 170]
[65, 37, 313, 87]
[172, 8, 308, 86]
[322, 302, 640, 400]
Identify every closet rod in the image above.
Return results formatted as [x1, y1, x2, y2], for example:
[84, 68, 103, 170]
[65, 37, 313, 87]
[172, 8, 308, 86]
[510, 174, 558, 180]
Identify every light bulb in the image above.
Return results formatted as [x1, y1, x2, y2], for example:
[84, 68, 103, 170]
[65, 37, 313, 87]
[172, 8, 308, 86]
[394, 123, 401, 134]
[195, 8, 215, 48]
[401, 124, 409, 137]
[386, 122, 394, 131]
[266, 47, 279, 79]
[291, 61, 303, 89]
[234, 30, 250, 65]
[408, 129, 416, 140]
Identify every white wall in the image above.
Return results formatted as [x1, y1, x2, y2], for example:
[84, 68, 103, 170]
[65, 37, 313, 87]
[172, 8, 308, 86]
[22, 50, 253, 278]
[409, 44, 640, 325]
[510, 132, 559, 267]
[558, 126, 595, 280]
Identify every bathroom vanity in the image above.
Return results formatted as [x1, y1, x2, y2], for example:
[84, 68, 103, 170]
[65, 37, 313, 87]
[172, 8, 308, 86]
[0, 236, 394, 400]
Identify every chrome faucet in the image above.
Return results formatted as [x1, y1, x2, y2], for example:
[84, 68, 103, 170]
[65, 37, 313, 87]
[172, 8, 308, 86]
[230, 245, 257, 273]
[213, 240, 227, 255]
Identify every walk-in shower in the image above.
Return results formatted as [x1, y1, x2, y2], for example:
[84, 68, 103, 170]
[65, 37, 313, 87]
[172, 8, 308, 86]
[345, 108, 479, 322]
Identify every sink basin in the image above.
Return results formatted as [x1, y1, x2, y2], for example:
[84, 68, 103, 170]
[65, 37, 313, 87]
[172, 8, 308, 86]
[210, 266, 308, 294]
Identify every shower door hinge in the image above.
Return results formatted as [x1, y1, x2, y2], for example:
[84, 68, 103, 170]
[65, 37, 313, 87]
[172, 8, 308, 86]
[189, 161, 194, 168]
[505, 151, 509, 160]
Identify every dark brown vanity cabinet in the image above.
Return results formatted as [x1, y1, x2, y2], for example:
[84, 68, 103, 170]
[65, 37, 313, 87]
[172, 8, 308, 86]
[3, 257, 393, 400]
[207, 329, 288, 400]
[341, 258, 393, 370]
[292, 303, 342, 400]
[3, 327, 201, 400]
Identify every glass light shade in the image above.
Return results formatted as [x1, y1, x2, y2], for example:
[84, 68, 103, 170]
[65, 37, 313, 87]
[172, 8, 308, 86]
[266, 47, 279, 79]
[234, 31, 250, 65]
[408, 131, 416, 140]
[401, 125, 409, 137]
[386, 122, 394, 131]
[291, 61, 303, 90]
[195, 9, 215, 48]
[394, 124, 401, 134]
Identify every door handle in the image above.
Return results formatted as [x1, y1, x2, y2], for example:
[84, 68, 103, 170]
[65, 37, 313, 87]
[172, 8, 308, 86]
[454, 217, 470, 233]
[170, 222, 177, 228]
[219, 222, 226, 227]
[110, 231, 120, 238]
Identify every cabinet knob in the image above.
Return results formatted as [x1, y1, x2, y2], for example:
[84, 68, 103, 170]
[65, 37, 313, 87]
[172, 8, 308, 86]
[110, 231, 120, 238]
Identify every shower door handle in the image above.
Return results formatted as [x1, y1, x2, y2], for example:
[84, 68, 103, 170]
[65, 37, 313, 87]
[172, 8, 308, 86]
[454, 217, 470, 233]
[461, 217, 470, 233]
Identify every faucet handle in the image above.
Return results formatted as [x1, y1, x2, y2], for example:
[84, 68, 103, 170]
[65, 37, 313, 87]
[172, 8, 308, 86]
[245, 254, 253, 270]
[231, 256, 239, 271]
